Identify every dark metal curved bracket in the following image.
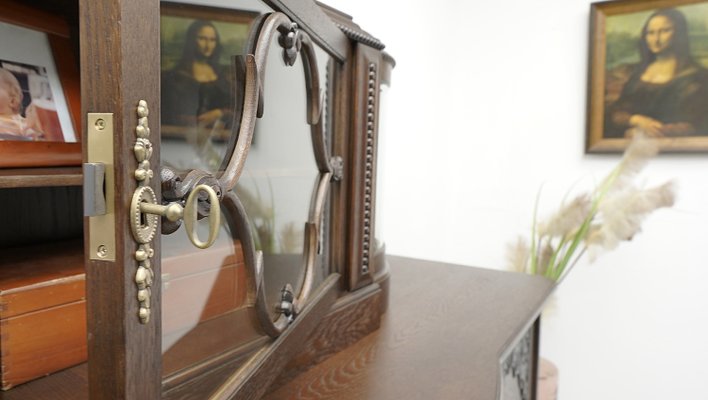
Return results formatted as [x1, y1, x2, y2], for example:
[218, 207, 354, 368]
[159, 167, 224, 234]
[217, 54, 260, 191]
[217, 12, 334, 338]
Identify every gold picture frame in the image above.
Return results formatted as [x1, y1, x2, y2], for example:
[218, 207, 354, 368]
[587, 0, 708, 152]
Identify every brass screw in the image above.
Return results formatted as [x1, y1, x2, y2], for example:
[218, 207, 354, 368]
[97, 245, 108, 258]
[95, 118, 106, 131]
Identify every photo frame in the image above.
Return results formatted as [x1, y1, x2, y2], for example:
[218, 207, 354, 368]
[0, 2, 81, 167]
[160, 2, 259, 145]
[587, 0, 708, 152]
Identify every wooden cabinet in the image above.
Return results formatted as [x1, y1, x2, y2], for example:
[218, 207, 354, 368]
[265, 257, 554, 400]
[0, 1, 553, 399]
[0, 0, 394, 398]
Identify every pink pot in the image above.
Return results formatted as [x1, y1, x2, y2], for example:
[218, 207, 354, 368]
[537, 358, 558, 400]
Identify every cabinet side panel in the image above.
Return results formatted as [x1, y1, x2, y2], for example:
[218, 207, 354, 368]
[346, 44, 381, 291]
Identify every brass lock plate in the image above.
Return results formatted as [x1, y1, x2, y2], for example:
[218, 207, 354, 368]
[87, 113, 115, 261]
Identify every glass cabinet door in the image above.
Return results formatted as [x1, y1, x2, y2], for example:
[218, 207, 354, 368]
[156, 0, 336, 397]
[83, 0, 380, 398]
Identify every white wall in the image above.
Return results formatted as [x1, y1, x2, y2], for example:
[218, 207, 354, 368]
[323, 0, 708, 399]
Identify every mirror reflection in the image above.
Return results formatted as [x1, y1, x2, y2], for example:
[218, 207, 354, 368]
[160, 1, 258, 173]
[160, 218, 254, 376]
[158, 0, 333, 387]
[158, 0, 271, 384]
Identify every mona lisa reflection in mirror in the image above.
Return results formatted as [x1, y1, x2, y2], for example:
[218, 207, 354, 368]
[160, 2, 258, 170]
[588, 0, 708, 152]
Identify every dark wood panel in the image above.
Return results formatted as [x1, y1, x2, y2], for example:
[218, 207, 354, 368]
[264, 256, 555, 400]
[0, 187, 82, 249]
[345, 44, 381, 290]
[0, 364, 88, 400]
[0, 257, 552, 400]
[80, 0, 161, 398]
[208, 274, 341, 400]
[268, 281, 385, 394]
[329, 41, 352, 290]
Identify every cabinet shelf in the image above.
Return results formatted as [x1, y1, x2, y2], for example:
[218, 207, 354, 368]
[0, 363, 88, 400]
[0, 168, 82, 188]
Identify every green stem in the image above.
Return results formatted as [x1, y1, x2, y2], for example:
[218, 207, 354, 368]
[545, 236, 568, 279]
[552, 213, 594, 280]
[551, 159, 626, 280]
[530, 186, 543, 275]
[556, 246, 587, 283]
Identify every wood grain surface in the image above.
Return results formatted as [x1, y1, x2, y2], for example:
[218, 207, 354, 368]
[0, 168, 82, 188]
[264, 256, 554, 400]
[0, 364, 88, 400]
[269, 281, 384, 393]
[0, 257, 552, 399]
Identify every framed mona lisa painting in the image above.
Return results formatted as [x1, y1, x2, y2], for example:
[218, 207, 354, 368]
[587, 0, 708, 152]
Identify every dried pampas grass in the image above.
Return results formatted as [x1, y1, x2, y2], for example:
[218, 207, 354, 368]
[507, 133, 675, 282]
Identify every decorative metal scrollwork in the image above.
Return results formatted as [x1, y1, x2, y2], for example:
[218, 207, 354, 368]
[160, 167, 223, 235]
[211, 12, 337, 338]
[141, 11, 336, 336]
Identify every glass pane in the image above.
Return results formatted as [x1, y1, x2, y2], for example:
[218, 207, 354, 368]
[158, 0, 333, 394]
[375, 55, 394, 253]
[159, 0, 271, 386]
[161, 217, 257, 377]
[160, 1, 260, 175]
[234, 29, 320, 321]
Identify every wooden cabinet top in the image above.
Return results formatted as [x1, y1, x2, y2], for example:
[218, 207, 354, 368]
[265, 256, 555, 400]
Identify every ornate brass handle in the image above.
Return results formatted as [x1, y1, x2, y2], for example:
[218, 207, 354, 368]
[130, 184, 221, 249]
[130, 100, 222, 324]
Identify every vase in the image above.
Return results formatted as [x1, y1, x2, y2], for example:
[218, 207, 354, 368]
[537, 357, 558, 400]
